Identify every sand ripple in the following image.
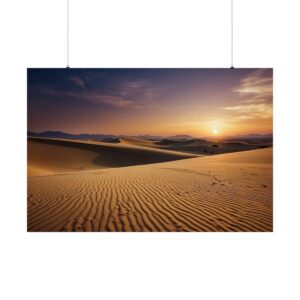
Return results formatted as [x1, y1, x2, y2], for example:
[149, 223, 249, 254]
[28, 148, 272, 232]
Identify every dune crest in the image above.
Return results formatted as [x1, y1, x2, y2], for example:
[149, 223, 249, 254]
[28, 138, 197, 177]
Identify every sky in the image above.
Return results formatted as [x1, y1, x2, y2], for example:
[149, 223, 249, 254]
[27, 68, 273, 137]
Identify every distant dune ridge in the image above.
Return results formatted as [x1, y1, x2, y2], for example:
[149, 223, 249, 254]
[27, 137, 273, 232]
[27, 130, 273, 142]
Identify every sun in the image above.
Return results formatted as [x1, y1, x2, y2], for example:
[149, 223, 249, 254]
[212, 128, 219, 135]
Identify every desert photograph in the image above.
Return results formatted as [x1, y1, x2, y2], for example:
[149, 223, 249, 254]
[27, 68, 273, 232]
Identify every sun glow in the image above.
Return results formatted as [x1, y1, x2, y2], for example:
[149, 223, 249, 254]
[212, 128, 219, 135]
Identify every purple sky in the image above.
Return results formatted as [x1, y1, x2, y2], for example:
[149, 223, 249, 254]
[28, 68, 273, 137]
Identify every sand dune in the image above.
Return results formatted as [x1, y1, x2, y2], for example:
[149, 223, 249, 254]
[154, 139, 271, 155]
[117, 136, 271, 156]
[28, 137, 197, 177]
[28, 146, 273, 232]
[119, 137, 157, 148]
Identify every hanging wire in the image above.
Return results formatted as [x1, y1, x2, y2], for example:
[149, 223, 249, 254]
[67, 0, 70, 68]
[66, 0, 234, 69]
[231, 0, 234, 69]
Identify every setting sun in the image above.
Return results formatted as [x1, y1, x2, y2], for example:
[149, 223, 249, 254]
[212, 128, 219, 135]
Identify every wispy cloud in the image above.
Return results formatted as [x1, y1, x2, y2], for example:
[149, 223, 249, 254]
[78, 93, 133, 107]
[69, 76, 85, 89]
[32, 86, 133, 108]
[232, 69, 272, 104]
[122, 80, 148, 90]
[120, 80, 162, 102]
[223, 103, 272, 120]
[221, 69, 273, 121]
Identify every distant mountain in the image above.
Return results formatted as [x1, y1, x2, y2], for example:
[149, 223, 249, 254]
[27, 131, 117, 140]
[28, 131, 272, 143]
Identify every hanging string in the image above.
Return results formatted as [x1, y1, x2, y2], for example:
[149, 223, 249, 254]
[65, 1, 234, 69]
[231, 0, 234, 69]
[67, 0, 70, 68]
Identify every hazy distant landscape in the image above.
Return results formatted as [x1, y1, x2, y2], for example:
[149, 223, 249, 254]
[27, 68, 273, 232]
[28, 130, 272, 159]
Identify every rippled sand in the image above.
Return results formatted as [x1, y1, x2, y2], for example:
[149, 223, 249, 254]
[28, 138, 272, 232]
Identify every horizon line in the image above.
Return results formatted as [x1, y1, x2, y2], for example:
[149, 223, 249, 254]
[27, 130, 273, 138]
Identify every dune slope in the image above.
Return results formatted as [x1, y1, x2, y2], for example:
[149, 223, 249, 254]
[28, 148, 273, 232]
[28, 138, 197, 176]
